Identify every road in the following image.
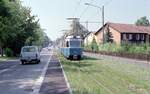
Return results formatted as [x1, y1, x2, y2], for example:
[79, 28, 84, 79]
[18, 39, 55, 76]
[0, 48, 70, 94]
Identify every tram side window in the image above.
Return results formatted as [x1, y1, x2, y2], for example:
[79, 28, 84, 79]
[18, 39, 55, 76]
[66, 41, 69, 47]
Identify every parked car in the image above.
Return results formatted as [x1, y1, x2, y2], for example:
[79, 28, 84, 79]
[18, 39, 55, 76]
[20, 46, 40, 65]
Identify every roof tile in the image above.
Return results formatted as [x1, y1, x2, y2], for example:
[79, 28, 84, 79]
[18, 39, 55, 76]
[108, 22, 150, 34]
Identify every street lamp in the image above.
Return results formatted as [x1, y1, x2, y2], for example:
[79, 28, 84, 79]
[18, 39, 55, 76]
[85, 3, 105, 44]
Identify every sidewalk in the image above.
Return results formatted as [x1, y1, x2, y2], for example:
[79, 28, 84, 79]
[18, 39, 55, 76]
[39, 54, 70, 94]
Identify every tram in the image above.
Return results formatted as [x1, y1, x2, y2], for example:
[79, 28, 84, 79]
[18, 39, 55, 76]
[60, 35, 83, 60]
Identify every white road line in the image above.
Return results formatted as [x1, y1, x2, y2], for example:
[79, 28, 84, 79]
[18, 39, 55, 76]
[40, 53, 52, 55]
[57, 55, 73, 94]
[31, 50, 53, 94]
[0, 65, 17, 74]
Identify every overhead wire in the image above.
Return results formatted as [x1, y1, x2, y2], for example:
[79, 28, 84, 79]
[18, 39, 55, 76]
[79, 0, 113, 18]
[73, 0, 113, 31]
[104, 0, 113, 6]
[73, 0, 83, 18]
[79, 0, 95, 19]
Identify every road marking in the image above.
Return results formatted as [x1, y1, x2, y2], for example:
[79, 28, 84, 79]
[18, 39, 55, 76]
[31, 50, 53, 94]
[57, 55, 73, 94]
[40, 53, 52, 55]
[0, 65, 17, 74]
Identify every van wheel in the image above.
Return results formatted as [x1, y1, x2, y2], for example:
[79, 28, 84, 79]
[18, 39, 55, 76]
[36, 60, 40, 64]
[21, 61, 25, 65]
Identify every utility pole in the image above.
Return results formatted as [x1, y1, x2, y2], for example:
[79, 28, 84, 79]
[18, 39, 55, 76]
[85, 3, 105, 44]
[86, 21, 88, 30]
[102, 5, 105, 43]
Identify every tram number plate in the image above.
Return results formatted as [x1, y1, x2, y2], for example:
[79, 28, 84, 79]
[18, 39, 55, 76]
[73, 55, 78, 59]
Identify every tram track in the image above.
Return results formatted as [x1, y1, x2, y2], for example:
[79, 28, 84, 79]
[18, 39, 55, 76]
[77, 61, 114, 94]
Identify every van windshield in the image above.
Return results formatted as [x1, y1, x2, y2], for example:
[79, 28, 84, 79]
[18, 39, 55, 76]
[22, 47, 36, 52]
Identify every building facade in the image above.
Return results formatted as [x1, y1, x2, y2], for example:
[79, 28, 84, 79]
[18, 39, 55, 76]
[95, 22, 150, 45]
[84, 32, 96, 46]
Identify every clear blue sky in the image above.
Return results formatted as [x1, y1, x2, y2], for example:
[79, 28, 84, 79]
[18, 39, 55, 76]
[22, 0, 150, 40]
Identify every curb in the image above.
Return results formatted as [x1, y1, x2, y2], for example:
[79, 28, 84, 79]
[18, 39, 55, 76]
[58, 56, 73, 94]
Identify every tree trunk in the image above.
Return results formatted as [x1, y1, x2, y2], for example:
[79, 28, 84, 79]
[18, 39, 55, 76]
[1, 47, 4, 57]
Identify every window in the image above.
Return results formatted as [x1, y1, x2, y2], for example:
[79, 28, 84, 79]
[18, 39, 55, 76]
[129, 34, 132, 40]
[123, 34, 126, 40]
[70, 41, 81, 47]
[141, 34, 145, 40]
[23, 47, 36, 52]
[136, 34, 140, 40]
[66, 41, 69, 47]
[126, 34, 129, 39]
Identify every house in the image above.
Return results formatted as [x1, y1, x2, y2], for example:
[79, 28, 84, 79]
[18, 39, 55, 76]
[95, 22, 150, 45]
[84, 32, 96, 46]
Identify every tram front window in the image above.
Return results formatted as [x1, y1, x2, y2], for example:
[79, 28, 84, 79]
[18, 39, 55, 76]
[70, 41, 80, 47]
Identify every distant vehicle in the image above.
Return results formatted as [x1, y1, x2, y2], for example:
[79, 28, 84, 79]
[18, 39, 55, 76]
[61, 35, 83, 60]
[20, 46, 40, 65]
[47, 46, 52, 51]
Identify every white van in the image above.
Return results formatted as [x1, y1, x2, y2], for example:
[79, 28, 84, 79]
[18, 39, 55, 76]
[20, 46, 40, 65]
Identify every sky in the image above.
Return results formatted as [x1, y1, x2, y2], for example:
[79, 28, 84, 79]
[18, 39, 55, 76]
[22, 0, 150, 41]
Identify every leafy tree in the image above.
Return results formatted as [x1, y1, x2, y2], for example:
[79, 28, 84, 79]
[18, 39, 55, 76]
[91, 38, 99, 52]
[0, 0, 11, 17]
[104, 26, 113, 43]
[0, 0, 50, 56]
[135, 16, 150, 26]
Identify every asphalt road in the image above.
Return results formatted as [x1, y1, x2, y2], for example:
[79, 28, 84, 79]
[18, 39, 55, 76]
[0, 48, 52, 94]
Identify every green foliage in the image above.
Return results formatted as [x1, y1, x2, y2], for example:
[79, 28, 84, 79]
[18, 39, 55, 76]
[84, 45, 92, 51]
[4, 48, 13, 57]
[97, 43, 150, 54]
[105, 27, 113, 43]
[91, 38, 99, 52]
[84, 38, 99, 52]
[135, 16, 150, 26]
[84, 42, 150, 54]
[59, 52, 150, 94]
[0, 0, 50, 56]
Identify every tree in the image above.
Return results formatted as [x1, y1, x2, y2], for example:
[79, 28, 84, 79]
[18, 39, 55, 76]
[135, 16, 150, 26]
[105, 25, 113, 43]
[91, 38, 99, 52]
[0, 0, 49, 56]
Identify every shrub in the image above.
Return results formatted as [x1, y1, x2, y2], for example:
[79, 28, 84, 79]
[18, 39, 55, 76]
[91, 38, 99, 52]
[85, 42, 150, 55]
[4, 48, 13, 57]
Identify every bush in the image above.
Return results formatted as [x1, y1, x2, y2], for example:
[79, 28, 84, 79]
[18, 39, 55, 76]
[4, 48, 13, 57]
[91, 38, 99, 52]
[85, 42, 150, 55]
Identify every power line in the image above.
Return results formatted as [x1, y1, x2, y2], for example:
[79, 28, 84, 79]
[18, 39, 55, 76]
[73, 0, 113, 31]
[73, 0, 83, 18]
[79, 0, 95, 18]
[79, 6, 89, 18]
[79, 0, 113, 18]
[104, 0, 113, 6]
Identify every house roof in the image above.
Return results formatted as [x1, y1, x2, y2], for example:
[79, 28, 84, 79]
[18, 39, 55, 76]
[95, 22, 150, 35]
[85, 31, 96, 38]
